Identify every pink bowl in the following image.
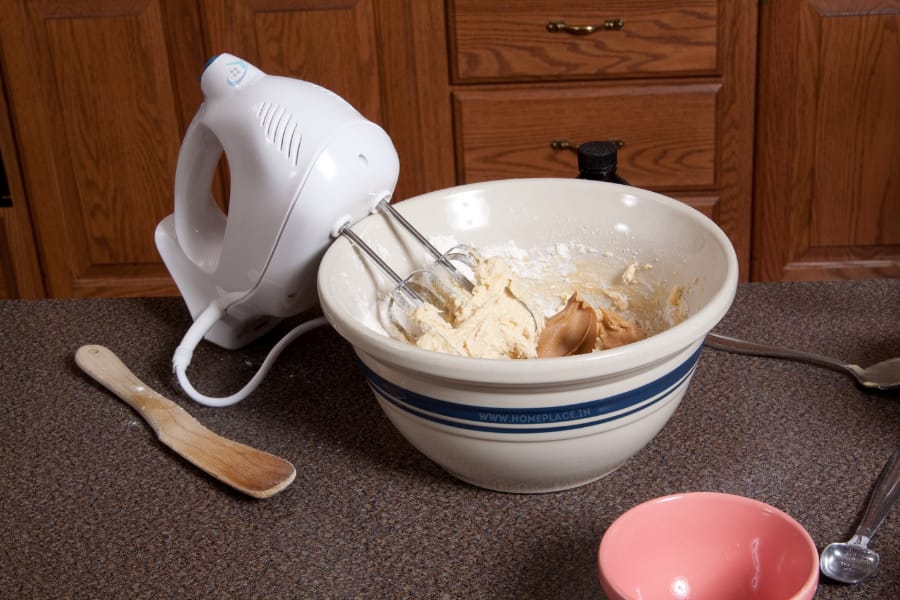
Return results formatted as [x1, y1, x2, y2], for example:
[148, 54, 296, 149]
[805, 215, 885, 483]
[598, 492, 819, 600]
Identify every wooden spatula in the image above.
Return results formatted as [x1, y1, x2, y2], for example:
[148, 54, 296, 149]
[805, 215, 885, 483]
[75, 344, 296, 499]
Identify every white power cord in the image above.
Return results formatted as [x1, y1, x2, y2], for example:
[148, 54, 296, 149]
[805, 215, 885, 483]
[172, 300, 328, 407]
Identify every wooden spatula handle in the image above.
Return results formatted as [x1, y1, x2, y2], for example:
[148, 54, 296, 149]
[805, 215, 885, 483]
[75, 344, 296, 498]
[76, 344, 182, 434]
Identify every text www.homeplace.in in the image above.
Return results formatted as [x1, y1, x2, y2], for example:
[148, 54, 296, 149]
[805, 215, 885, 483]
[477, 408, 593, 424]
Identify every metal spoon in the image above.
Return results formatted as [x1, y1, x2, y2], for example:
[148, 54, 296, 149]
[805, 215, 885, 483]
[705, 332, 900, 391]
[819, 447, 900, 583]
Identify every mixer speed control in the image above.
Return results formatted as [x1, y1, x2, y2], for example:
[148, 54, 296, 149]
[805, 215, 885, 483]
[200, 53, 264, 99]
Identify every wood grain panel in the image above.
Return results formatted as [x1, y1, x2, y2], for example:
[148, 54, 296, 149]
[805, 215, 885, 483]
[754, 0, 900, 280]
[0, 0, 188, 296]
[447, 1, 756, 281]
[713, 0, 756, 282]
[376, 0, 456, 201]
[44, 14, 175, 266]
[811, 11, 899, 248]
[672, 194, 719, 222]
[453, 83, 718, 189]
[0, 55, 45, 298]
[200, 0, 383, 122]
[449, 0, 718, 82]
[0, 0, 761, 295]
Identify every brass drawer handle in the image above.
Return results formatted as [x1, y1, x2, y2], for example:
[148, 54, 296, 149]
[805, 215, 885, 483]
[546, 19, 625, 35]
[551, 138, 625, 153]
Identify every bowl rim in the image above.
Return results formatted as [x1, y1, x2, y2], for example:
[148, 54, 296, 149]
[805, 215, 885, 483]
[597, 491, 820, 600]
[318, 178, 739, 386]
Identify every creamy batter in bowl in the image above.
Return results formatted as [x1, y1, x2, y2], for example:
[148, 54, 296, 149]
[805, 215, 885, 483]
[318, 178, 738, 493]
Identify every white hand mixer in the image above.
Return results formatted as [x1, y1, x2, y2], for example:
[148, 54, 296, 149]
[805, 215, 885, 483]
[157, 54, 478, 406]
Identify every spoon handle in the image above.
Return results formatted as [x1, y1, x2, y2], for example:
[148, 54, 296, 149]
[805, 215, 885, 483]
[75, 344, 296, 499]
[705, 332, 850, 373]
[854, 447, 900, 542]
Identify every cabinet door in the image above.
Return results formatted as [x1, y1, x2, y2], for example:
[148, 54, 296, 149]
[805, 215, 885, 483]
[0, 69, 44, 298]
[0, 0, 393, 297]
[754, 0, 900, 280]
[199, 0, 383, 122]
[0, 0, 206, 297]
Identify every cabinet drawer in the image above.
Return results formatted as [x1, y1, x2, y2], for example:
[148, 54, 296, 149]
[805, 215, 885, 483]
[450, 0, 718, 82]
[453, 83, 719, 189]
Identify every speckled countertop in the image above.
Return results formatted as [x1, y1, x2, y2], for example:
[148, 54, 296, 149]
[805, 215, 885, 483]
[1, 280, 898, 599]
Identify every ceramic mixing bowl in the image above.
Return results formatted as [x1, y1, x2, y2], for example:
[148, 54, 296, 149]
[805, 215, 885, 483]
[317, 178, 738, 493]
[598, 492, 819, 599]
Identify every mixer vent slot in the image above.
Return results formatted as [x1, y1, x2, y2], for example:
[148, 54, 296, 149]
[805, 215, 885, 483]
[255, 101, 302, 167]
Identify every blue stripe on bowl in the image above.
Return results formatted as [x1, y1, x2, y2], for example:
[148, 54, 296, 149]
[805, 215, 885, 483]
[359, 344, 702, 434]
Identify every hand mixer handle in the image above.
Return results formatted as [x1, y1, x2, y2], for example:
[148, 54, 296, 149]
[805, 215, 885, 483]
[172, 116, 228, 273]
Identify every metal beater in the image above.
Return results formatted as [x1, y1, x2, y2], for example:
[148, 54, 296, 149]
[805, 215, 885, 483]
[335, 198, 483, 333]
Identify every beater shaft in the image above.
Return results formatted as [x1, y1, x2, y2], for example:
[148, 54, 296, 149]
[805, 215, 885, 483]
[336, 224, 423, 304]
[376, 199, 474, 291]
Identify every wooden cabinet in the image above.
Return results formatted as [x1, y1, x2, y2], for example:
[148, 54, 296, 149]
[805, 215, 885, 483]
[0, 0, 411, 298]
[0, 0, 202, 297]
[450, 1, 719, 81]
[0, 0, 892, 298]
[198, 0, 384, 121]
[0, 70, 44, 298]
[452, 84, 719, 189]
[753, 0, 900, 280]
[445, 0, 757, 280]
